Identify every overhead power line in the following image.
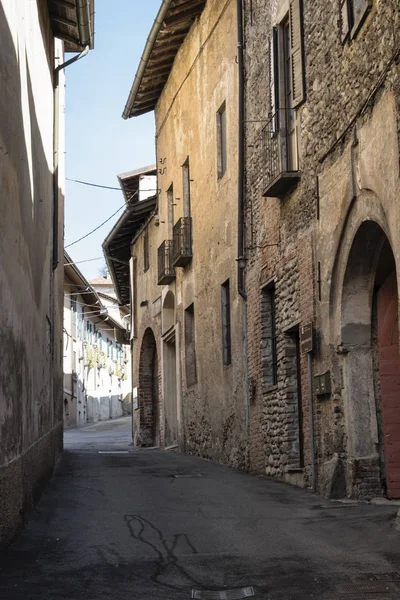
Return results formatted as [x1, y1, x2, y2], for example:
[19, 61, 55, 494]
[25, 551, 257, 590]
[66, 177, 158, 193]
[67, 177, 121, 191]
[63, 256, 104, 266]
[65, 204, 126, 249]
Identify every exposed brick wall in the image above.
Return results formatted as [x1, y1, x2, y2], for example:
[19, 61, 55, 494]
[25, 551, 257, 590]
[244, 0, 400, 498]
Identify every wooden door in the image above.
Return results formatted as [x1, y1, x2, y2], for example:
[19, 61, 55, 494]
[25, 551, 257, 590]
[377, 271, 400, 498]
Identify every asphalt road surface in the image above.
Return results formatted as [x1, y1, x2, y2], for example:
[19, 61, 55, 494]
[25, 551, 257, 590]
[1, 416, 400, 599]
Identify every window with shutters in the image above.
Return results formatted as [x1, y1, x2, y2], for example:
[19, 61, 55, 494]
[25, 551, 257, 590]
[341, 0, 372, 42]
[262, 0, 304, 198]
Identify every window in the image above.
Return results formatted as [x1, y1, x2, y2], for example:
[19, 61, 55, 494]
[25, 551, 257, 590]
[217, 102, 227, 179]
[167, 184, 174, 240]
[143, 228, 149, 272]
[71, 297, 77, 337]
[221, 280, 232, 366]
[341, 0, 372, 42]
[261, 284, 278, 387]
[270, 1, 305, 114]
[129, 257, 137, 340]
[263, 0, 304, 196]
[185, 304, 197, 386]
[182, 157, 191, 218]
[77, 314, 83, 339]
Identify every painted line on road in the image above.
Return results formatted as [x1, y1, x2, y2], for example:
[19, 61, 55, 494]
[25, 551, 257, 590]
[98, 451, 129, 454]
[191, 587, 255, 599]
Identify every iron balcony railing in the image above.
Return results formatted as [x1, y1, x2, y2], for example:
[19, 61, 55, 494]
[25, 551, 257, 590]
[157, 240, 175, 285]
[172, 217, 192, 267]
[262, 108, 300, 198]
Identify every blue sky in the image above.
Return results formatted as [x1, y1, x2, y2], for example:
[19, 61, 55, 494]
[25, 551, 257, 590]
[64, 0, 160, 280]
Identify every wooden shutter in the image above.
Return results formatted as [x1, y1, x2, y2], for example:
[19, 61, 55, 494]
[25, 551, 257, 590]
[289, 0, 305, 109]
[269, 27, 279, 134]
[269, 27, 279, 116]
[351, 0, 372, 37]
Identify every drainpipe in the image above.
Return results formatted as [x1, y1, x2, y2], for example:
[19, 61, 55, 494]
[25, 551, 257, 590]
[236, 0, 246, 299]
[53, 45, 89, 270]
[236, 0, 251, 467]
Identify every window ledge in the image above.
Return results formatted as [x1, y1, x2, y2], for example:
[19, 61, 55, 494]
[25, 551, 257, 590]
[262, 171, 300, 198]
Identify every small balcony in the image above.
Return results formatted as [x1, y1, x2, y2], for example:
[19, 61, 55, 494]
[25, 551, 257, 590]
[262, 108, 301, 198]
[157, 240, 176, 285]
[172, 217, 193, 267]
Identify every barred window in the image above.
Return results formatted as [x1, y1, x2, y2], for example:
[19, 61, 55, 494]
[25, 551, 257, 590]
[261, 284, 278, 387]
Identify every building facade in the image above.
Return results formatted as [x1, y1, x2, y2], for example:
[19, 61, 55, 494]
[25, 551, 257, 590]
[244, 0, 400, 499]
[0, 0, 94, 546]
[108, 0, 248, 463]
[63, 256, 131, 427]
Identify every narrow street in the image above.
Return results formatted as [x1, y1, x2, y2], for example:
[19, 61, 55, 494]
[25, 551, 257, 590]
[0, 418, 399, 599]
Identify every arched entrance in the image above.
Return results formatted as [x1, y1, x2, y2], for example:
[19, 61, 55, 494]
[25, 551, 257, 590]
[341, 221, 400, 498]
[138, 328, 160, 447]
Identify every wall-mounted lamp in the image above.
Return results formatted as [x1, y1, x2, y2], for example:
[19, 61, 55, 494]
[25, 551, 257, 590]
[236, 256, 247, 270]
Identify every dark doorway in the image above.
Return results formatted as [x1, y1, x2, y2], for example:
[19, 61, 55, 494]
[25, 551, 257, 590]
[138, 328, 160, 446]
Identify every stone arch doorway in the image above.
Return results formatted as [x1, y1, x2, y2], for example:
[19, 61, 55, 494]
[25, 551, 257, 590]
[138, 328, 160, 447]
[341, 220, 400, 498]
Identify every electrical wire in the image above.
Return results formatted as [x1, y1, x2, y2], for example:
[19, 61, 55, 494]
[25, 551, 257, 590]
[66, 177, 157, 194]
[65, 203, 126, 249]
[66, 178, 121, 190]
[64, 256, 104, 266]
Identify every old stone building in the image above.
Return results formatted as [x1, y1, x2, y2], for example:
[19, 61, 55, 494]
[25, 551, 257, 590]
[0, 0, 94, 546]
[108, 0, 248, 463]
[244, 0, 400, 499]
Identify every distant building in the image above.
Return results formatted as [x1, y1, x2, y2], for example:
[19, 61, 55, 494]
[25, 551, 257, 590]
[0, 0, 94, 547]
[63, 253, 132, 427]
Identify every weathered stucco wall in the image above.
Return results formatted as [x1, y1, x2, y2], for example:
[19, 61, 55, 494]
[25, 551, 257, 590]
[132, 0, 248, 466]
[0, 0, 64, 546]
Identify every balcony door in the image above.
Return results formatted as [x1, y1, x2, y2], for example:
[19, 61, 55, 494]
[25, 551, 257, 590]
[282, 18, 298, 172]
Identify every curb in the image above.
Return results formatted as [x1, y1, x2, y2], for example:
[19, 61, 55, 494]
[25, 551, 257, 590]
[396, 509, 400, 532]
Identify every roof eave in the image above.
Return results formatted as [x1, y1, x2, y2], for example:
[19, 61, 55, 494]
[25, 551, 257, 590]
[122, 0, 173, 120]
[50, 0, 95, 52]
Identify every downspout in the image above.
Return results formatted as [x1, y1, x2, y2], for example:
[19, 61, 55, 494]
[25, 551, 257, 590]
[53, 45, 89, 270]
[236, 0, 251, 469]
[236, 0, 246, 299]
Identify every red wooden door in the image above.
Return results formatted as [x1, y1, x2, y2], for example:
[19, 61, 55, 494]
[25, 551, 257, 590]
[377, 271, 400, 498]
